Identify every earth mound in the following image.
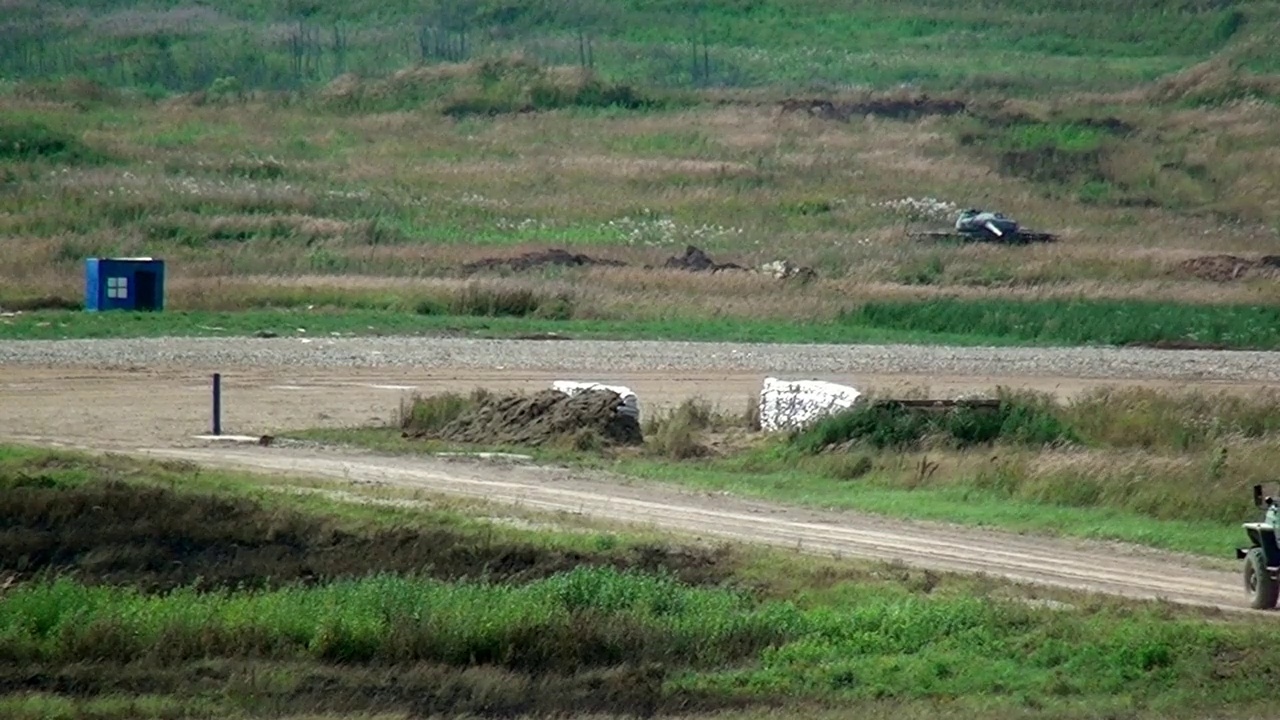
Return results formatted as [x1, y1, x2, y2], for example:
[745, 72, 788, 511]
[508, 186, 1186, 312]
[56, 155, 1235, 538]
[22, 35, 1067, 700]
[461, 248, 627, 274]
[413, 389, 643, 447]
[779, 94, 967, 121]
[662, 245, 748, 272]
[1178, 254, 1280, 282]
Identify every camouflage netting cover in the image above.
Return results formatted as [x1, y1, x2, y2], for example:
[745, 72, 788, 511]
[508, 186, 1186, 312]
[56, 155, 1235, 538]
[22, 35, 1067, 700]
[415, 389, 644, 447]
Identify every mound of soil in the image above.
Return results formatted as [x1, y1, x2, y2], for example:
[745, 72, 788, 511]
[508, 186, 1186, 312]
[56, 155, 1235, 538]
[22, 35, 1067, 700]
[461, 248, 628, 274]
[415, 389, 643, 447]
[458, 245, 816, 282]
[662, 245, 748, 273]
[0, 476, 723, 592]
[1178, 254, 1280, 282]
[780, 94, 967, 121]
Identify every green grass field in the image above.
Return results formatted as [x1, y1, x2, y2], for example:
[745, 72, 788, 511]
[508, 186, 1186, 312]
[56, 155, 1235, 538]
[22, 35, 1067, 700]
[7, 296, 1280, 349]
[0, 442, 1275, 720]
[8, 0, 1273, 96]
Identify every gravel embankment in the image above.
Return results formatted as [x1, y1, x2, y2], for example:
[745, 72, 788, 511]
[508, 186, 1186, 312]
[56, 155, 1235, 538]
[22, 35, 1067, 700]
[3, 336, 1280, 381]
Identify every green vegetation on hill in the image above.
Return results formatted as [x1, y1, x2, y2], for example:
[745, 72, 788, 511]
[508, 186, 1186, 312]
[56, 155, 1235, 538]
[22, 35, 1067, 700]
[4, 0, 1276, 95]
[843, 298, 1280, 349]
[0, 120, 108, 165]
[6, 297, 1280, 351]
[4, 43, 1280, 322]
[0, 442, 1277, 719]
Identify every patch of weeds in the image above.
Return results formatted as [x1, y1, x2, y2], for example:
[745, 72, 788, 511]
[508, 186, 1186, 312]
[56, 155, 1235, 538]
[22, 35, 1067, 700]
[0, 120, 107, 164]
[784, 199, 834, 216]
[644, 401, 714, 460]
[433, 57, 670, 118]
[398, 390, 486, 433]
[448, 283, 575, 319]
[956, 115, 1132, 197]
[641, 398, 761, 460]
[792, 392, 1076, 453]
[817, 453, 874, 481]
[0, 295, 82, 312]
[897, 254, 947, 285]
[222, 156, 288, 180]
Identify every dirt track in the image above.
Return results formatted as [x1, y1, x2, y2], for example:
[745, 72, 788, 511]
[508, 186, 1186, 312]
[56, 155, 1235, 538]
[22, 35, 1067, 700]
[0, 337, 1273, 612]
[130, 444, 1247, 613]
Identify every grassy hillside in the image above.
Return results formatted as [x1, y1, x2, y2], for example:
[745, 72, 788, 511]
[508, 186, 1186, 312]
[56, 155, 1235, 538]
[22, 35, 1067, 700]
[3, 2, 1280, 342]
[7, 0, 1278, 95]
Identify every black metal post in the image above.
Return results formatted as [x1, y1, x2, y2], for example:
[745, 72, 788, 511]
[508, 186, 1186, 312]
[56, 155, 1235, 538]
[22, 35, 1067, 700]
[212, 373, 222, 436]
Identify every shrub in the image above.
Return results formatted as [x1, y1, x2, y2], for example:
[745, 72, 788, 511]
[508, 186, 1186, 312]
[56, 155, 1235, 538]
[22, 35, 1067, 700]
[644, 399, 717, 460]
[0, 120, 105, 164]
[642, 398, 762, 460]
[447, 283, 575, 319]
[791, 392, 1076, 453]
[399, 391, 482, 433]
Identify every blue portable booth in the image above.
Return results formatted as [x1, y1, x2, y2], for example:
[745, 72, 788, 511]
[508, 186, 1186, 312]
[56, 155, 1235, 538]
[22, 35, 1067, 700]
[85, 257, 165, 312]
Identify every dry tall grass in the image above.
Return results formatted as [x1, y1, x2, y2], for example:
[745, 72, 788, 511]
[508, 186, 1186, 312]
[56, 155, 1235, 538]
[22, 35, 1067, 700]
[3, 66, 1280, 316]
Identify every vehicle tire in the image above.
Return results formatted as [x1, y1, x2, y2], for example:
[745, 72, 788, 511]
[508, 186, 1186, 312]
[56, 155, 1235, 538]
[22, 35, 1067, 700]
[1244, 547, 1279, 609]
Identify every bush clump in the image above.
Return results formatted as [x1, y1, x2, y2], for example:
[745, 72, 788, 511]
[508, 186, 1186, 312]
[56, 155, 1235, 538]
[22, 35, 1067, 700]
[792, 393, 1076, 453]
[0, 120, 105, 164]
[413, 283, 575, 319]
[644, 399, 716, 460]
[398, 390, 484, 433]
[316, 56, 673, 117]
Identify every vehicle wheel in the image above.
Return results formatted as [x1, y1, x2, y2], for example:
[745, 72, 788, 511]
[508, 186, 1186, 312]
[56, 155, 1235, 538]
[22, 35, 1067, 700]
[1244, 547, 1279, 609]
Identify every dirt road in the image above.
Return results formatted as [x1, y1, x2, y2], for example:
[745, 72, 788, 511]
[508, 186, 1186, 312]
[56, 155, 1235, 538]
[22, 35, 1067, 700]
[128, 443, 1248, 613]
[1, 336, 1270, 613]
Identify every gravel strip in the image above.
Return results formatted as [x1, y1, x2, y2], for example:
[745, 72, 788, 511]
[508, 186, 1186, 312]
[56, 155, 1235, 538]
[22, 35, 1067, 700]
[4, 336, 1280, 382]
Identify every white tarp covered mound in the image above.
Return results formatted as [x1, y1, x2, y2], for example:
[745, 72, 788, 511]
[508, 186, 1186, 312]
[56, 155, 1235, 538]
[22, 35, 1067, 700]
[551, 381, 640, 420]
[759, 377, 861, 432]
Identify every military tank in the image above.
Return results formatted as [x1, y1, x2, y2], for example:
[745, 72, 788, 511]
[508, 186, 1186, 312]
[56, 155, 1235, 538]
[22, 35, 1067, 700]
[907, 208, 1058, 245]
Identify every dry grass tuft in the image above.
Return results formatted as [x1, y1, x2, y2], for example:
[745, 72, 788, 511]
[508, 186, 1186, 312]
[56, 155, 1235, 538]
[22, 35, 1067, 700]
[642, 398, 759, 460]
[1148, 56, 1280, 106]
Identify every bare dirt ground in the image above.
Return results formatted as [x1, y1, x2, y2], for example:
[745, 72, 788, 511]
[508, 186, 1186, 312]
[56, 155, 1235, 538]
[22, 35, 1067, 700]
[0, 364, 1270, 448]
[0, 344, 1271, 613]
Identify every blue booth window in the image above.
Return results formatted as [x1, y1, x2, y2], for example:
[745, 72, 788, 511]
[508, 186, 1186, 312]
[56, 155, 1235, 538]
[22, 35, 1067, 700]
[107, 277, 129, 299]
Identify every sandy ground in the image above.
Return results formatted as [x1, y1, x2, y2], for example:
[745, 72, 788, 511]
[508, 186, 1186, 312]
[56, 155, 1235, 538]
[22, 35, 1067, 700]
[0, 349, 1272, 612]
[0, 364, 1271, 447]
